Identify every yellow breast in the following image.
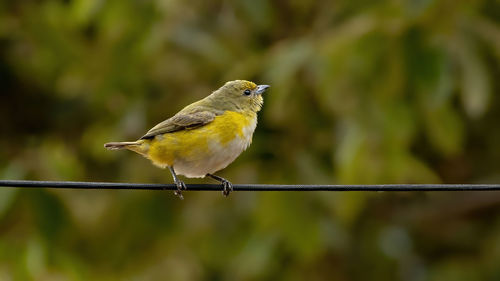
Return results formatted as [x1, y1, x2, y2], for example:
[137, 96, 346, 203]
[145, 111, 257, 176]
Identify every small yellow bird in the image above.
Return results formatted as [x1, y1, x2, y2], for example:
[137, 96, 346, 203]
[104, 80, 269, 198]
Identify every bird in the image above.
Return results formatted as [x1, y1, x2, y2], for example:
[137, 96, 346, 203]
[104, 80, 270, 199]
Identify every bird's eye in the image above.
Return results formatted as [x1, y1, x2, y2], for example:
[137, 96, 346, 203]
[243, 89, 252, 96]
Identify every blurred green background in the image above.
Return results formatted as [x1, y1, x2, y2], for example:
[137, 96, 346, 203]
[1, 0, 500, 280]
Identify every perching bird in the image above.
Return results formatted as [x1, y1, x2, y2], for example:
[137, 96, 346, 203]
[104, 80, 270, 199]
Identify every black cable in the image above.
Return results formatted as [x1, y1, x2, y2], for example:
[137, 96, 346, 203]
[1, 180, 500, 191]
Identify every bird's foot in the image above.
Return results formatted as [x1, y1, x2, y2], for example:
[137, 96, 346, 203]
[221, 179, 233, 197]
[206, 173, 233, 197]
[173, 180, 187, 200]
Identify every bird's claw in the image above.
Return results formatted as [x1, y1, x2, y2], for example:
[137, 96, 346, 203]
[221, 180, 233, 197]
[174, 180, 186, 200]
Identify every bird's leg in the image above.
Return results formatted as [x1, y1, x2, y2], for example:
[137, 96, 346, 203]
[206, 173, 233, 197]
[168, 166, 186, 200]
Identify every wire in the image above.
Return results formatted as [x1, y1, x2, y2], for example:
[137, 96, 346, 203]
[1, 180, 500, 191]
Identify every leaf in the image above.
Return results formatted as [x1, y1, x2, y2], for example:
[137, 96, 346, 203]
[424, 104, 464, 156]
[0, 189, 17, 219]
[455, 39, 492, 118]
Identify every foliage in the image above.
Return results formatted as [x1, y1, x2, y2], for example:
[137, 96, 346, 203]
[0, 0, 500, 280]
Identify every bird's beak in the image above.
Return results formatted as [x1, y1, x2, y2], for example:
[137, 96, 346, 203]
[255, 85, 270, 95]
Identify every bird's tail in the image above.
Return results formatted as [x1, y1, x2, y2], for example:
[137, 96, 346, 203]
[104, 140, 149, 157]
[104, 141, 141, 150]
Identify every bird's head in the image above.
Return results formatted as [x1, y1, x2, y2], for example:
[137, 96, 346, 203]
[209, 80, 270, 113]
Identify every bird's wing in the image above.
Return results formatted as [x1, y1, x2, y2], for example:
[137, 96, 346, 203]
[140, 110, 216, 139]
